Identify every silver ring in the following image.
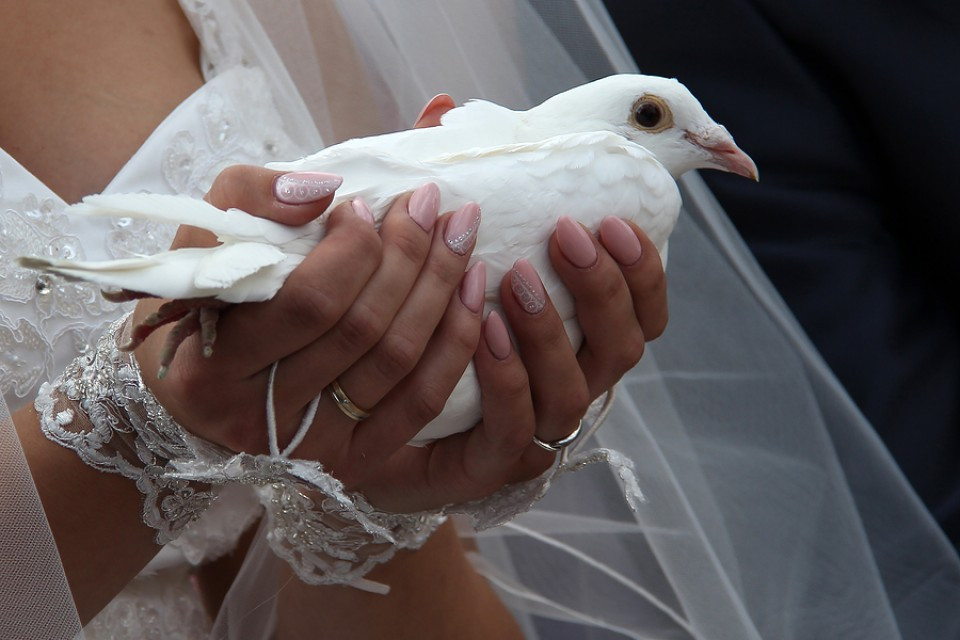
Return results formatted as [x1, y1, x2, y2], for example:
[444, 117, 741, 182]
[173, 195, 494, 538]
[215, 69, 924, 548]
[329, 378, 372, 421]
[533, 420, 582, 452]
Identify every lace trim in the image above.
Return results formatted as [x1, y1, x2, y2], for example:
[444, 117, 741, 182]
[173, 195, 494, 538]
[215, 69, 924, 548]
[36, 313, 221, 544]
[444, 391, 643, 530]
[161, 67, 298, 197]
[178, 0, 244, 77]
[261, 483, 445, 587]
[169, 451, 446, 587]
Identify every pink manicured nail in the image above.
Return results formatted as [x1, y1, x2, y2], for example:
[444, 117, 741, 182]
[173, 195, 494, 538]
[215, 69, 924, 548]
[485, 310, 513, 360]
[444, 202, 481, 255]
[352, 198, 375, 225]
[600, 217, 643, 265]
[459, 262, 486, 313]
[511, 259, 546, 314]
[274, 172, 343, 204]
[408, 183, 440, 232]
[556, 216, 597, 268]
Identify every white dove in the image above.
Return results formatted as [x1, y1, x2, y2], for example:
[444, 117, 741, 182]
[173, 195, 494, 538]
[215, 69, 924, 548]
[19, 74, 757, 443]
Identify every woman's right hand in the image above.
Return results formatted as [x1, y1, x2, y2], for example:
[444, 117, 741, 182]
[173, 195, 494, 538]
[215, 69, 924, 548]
[134, 165, 487, 485]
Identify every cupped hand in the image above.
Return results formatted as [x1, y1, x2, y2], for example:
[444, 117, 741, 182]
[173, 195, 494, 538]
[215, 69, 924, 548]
[329, 96, 668, 513]
[343, 219, 666, 513]
[134, 165, 485, 482]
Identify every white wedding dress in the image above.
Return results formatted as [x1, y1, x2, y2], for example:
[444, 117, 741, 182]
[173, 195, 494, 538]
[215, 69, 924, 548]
[2, 1, 959, 639]
[0, 59, 308, 638]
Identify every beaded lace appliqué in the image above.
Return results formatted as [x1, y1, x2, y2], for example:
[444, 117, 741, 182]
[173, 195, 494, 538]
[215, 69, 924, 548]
[36, 314, 220, 544]
[162, 67, 298, 197]
[0, 182, 134, 406]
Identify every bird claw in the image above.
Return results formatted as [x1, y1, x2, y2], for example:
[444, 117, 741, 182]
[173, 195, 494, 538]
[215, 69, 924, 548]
[109, 291, 228, 377]
[101, 288, 153, 303]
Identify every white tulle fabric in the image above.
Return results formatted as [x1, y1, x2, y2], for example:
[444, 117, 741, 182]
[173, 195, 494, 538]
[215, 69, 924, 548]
[2, 0, 959, 639]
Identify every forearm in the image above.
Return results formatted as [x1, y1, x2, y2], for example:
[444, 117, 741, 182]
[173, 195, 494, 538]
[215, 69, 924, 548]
[275, 520, 522, 640]
[13, 404, 161, 624]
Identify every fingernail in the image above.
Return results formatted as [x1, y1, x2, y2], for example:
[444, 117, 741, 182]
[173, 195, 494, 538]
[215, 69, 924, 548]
[485, 310, 512, 360]
[352, 197, 375, 225]
[408, 183, 440, 232]
[600, 217, 643, 265]
[274, 172, 343, 205]
[556, 216, 597, 268]
[459, 261, 486, 313]
[445, 202, 481, 255]
[511, 259, 546, 314]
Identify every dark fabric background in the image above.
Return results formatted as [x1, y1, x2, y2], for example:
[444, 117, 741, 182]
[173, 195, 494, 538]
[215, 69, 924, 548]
[603, 0, 960, 544]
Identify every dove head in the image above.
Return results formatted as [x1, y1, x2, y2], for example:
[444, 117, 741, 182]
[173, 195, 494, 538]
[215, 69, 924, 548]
[529, 74, 758, 180]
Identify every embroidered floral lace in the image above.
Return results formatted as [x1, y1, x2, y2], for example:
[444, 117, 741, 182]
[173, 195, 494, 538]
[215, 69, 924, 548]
[36, 314, 221, 544]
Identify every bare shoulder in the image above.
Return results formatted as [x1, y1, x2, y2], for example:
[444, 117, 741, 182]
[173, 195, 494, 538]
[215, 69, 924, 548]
[0, 0, 203, 202]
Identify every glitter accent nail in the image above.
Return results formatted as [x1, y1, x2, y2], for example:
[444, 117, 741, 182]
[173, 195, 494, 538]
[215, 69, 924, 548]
[444, 203, 481, 255]
[273, 172, 343, 204]
[511, 259, 546, 314]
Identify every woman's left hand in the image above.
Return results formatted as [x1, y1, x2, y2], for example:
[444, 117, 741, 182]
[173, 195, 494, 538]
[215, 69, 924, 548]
[327, 95, 669, 512]
[355, 216, 667, 512]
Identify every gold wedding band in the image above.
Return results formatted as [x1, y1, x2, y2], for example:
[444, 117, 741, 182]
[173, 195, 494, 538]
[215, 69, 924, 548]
[532, 420, 582, 452]
[329, 378, 372, 421]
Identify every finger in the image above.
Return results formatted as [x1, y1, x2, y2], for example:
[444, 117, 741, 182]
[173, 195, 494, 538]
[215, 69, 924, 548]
[358, 309, 535, 511]
[598, 217, 668, 341]
[204, 164, 342, 227]
[331, 202, 481, 411]
[460, 310, 537, 482]
[500, 259, 589, 459]
[413, 93, 455, 128]
[272, 184, 441, 420]
[318, 266, 485, 480]
[208, 199, 382, 376]
[549, 216, 648, 397]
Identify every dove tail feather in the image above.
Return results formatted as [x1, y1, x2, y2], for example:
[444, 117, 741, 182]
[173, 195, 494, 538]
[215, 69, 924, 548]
[75, 193, 306, 245]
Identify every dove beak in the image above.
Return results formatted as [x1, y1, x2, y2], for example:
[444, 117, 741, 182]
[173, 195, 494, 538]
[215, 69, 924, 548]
[686, 129, 759, 181]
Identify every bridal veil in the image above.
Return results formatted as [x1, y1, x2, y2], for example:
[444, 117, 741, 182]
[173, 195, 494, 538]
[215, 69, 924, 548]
[3, 1, 958, 638]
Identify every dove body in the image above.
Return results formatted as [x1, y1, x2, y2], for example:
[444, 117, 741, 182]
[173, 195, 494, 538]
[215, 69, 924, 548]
[20, 74, 757, 443]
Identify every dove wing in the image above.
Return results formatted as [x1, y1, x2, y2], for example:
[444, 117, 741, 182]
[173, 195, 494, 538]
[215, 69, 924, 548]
[444, 132, 680, 327]
[429, 130, 681, 252]
[282, 130, 680, 242]
[193, 242, 288, 289]
[18, 245, 290, 302]
[20, 243, 295, 302]
[269, 99, 521, 172]
[74, 193, 311, 246]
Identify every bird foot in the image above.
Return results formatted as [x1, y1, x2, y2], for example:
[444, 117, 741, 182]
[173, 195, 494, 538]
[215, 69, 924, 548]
[106, 290, 228, 378]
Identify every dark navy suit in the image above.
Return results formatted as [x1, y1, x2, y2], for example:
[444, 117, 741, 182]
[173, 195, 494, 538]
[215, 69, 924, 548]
[603, 0, 960, 544]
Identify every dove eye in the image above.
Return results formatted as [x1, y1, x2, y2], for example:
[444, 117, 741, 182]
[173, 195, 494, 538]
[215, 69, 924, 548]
[631, 96, 672, 133]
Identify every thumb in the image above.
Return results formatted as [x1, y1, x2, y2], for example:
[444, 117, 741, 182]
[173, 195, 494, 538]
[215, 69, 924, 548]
[204, 164, 342, 227]
[170, 165, 342, 250]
